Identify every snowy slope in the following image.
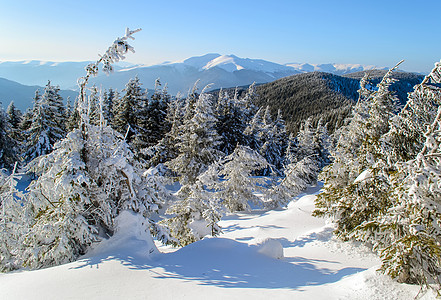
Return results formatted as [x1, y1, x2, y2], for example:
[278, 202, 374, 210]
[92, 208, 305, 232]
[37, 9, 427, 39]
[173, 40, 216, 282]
[0, 185, 432, 300]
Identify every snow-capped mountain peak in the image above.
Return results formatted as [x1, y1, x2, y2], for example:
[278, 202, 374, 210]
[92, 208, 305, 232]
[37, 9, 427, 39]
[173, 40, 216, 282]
[202, 54, 245, 72]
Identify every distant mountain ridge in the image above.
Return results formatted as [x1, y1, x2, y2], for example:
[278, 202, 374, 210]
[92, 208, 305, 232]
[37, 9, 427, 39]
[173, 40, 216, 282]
[0, 77, 78, 111]
[0, 54, 390, 97]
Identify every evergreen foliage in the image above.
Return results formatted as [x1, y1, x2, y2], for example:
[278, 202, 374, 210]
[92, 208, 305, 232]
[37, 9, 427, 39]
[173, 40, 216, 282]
[24, 81, 66, 164]
[166, 86, 222, 185]
[315, 60, 441, 292]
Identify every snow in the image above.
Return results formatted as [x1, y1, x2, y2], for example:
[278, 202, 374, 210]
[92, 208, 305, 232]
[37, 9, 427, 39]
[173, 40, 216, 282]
[0, 185, 434, 299]
[285, 62, 384, 75]
[354, 169, 372, 183]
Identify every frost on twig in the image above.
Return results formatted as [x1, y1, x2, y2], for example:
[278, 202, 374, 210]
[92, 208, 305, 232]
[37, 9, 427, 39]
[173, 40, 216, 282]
[77, 28, 141, 129]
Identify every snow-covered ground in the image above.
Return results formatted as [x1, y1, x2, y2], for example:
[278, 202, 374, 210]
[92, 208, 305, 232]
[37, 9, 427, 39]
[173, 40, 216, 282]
[0, 185, 434, 299]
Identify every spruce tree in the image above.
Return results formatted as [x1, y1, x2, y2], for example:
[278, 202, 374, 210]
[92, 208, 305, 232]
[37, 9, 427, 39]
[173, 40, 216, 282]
[206, 145, 269, 212]
[352, 61, 441, 288]
[166, 88, 222, 184]
[314, 63, 401, 239]
[24, 82, 66, 164]
[215, 89, 247, 155]
[113, 76, 145, 142]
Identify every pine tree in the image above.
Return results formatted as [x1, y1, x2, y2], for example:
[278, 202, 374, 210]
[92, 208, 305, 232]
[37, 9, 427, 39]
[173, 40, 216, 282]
[166, 88, 222, 185]
[163, 87, 223, 245]
[134, 78, 171, 160]
[147, 96, 184, 166]
[6, 102, 22, 130]
[0, 164, 28, 271]
[314, 63, 401, 239]
[215, 89, 247, 155]
[162, 180, 222, 246]
[244, 108, 265, 151]
[206, 145, 269, 212]
[113, 76, 146, 143]
[102, 88, 117, 124]
[24, 82, 67, 164]
[0, 105, 19, 170]
[352, 61, 441, 289]
[0, 28, 176, 270]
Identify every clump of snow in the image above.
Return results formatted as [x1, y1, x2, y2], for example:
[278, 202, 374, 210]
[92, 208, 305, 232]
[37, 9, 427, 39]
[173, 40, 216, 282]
[256, 238, 284, 259]
[354, 169, 372, 183]
[189, 219, 212, 239]
[86, 210, 158, 259]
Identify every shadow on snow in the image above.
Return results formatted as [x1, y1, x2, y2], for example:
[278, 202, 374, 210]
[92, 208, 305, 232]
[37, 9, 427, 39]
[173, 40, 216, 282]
[73, 237, 365, 290]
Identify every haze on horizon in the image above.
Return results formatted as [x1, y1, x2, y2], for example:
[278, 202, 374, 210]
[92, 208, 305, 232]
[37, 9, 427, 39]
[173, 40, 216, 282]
[0, 0, 440, 73]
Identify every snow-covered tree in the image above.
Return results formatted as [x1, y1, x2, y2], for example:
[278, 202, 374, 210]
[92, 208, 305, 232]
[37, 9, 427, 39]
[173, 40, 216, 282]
[266, 156, 320, 208]
[0, 164, 28, 271]
[6, 102, 22, 131]
[166, 87, 222, 185]
[0, 105, 19, 170]
[147, 97, 184, 167]
[205, 145, 269, 212]
[314, 63, 401, 239]
[162, 180, 222, 246]
[0, 28, 176, 270]
[23, 123, 167, 268]
[134, 78, 170, 159]
[24, 82, 66, 164]
[243, 107, 265, 151]
[215, 89, 247, 155]
[113, 76, 146, 142]
[351, 61, 441, 289]
[102, 88, 117, 124]
[260, 107, 287, 173]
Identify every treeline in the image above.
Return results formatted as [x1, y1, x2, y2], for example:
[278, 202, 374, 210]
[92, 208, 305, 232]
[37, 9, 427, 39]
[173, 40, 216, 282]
[253, 71, 424, 135]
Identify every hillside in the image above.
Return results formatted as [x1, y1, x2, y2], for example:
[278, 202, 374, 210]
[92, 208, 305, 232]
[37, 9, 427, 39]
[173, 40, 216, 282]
[251, 70, 425, 134]
[254, 72, 359, 133]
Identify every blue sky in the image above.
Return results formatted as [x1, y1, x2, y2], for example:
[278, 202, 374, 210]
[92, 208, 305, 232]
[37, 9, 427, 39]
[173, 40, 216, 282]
[0, 0, 440, 73]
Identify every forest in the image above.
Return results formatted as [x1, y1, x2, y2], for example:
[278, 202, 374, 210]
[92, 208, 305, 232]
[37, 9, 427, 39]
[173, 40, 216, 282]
[1, 29, 441, 294]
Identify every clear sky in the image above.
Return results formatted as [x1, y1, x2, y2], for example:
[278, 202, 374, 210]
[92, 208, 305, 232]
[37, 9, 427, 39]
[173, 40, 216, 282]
[0, 0, 440, 73]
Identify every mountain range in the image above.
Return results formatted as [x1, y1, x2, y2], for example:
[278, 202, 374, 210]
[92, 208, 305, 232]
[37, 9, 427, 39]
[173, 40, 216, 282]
[0, 54, 390, 110]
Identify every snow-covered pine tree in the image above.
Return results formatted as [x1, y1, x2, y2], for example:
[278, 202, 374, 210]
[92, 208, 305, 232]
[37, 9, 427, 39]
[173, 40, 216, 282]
[161, 179, 222, 246]
[23, 123, 168, 268]
[5, 28, 174, 269]
[314, 63, 401, 239]
[163, 86, 223, 245]
[243, 107, 265, 152]
[134, 78, 170, 160]
[215, 89, 247, 155]
[0, 105, 19, 170]
[237, 82, 258, 123]
[166, 86, 222, 185]
[0, 164, 29, 271]
[6, 102, 22, 131]
[113, 76, 146, 143]
[205, 145, 269, 212]
[147, 96, 184, 167]
[87, 85, 100, 126]
[102, 88, 117, 124]
[352, 60, 441, 289]
[260, 107, 287, 174]
[266, 156, 321, 209]
[24, 81, 67, 164]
